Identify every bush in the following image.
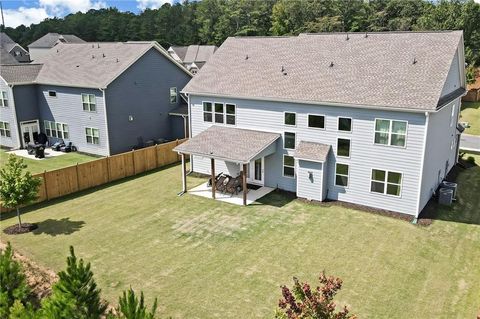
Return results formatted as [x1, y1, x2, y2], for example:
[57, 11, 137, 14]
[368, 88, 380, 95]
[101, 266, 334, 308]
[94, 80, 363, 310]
[8, 300, 37, 319]
[467, 156, 476, 164]
[108, 288, 157, 319]
[0, 243, 30, 318]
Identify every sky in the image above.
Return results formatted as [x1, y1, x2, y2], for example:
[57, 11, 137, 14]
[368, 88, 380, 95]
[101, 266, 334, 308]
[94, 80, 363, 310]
[0, 0, 179, 27]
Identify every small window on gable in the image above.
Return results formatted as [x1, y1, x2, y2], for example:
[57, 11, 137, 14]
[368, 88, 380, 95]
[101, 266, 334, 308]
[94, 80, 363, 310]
[48, 91, 57, 97]
[203, 102, 212, 122]
[284, 132, 296, 149]
[284, 112, 296, 126]
[169, 87, 177, 104]
[308, 115, 325, 129]
[338, 117, 352, 132]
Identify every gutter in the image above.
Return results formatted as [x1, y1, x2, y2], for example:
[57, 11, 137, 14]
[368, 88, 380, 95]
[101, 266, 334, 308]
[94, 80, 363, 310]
[99, 88, 111, 156]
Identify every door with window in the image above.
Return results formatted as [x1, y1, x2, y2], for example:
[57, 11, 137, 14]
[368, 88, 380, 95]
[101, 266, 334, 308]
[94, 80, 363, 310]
[248, 157, 264, 186]
[20, 120, 40, 148]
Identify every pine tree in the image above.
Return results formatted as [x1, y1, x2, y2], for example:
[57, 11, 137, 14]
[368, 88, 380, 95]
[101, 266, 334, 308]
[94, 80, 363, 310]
[108, 288, 157, 319]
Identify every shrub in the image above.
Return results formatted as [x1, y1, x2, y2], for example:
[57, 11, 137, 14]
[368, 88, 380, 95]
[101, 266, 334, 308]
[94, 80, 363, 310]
[466, 156, 476, 164]
[8, 300, 37, 319]
[108, 288, 157, 319]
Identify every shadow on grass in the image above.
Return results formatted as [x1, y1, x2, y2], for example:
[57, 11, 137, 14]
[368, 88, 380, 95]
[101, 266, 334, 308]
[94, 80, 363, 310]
[32, 218, 85, 236]
[254, 189, 296, 208]
[461, 101, 480, 111]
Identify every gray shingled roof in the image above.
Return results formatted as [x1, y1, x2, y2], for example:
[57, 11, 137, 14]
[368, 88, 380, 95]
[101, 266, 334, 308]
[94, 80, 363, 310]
[0, 48, 19, 64]
[174, 126, 280, 163]
[28, 33, 85, 48]
[170, 45, 217, 64]
[294, 141, 331, 162]
[183, 31, 464, 111]
[0, 64, 43, 84]
[0, 32, 16, 52]
[169, 104, 188, 116]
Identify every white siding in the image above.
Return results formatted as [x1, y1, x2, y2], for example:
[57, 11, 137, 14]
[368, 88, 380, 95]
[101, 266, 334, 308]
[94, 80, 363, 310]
[440, 50, 462, 97]
[297, 160, 324, 201]
[0, 79, 19, 148]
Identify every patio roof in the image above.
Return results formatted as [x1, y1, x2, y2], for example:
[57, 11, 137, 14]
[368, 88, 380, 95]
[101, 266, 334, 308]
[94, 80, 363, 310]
[173, 126, 280, 164]
[294, 141, 331, 162]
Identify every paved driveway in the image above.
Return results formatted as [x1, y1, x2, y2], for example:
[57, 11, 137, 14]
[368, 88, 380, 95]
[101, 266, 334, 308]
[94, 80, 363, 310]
[460, 134, 480, 153]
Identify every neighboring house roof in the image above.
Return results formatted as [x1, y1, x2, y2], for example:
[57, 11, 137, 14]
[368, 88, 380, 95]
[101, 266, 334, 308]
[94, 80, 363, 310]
[0, 48, 19, 64]
[28, 33, 85, 48]
[174, 126, 280, 163]
[183, 31, 464, 112]
[294, 141, 331, 162]
[0, 32, 30, 62]
[0, 64, 43, 84]
[169, 45, 217, 64]
[0, 32, 17, 52]
[169, 104, 189, 116]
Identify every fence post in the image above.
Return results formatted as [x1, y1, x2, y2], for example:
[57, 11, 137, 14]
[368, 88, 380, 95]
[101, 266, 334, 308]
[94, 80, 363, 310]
[155, 144, 159, 169]
[43, 170, 49, 201]
[132, 149, 136, 175]
[76, 163, 80, 190]
[106, 156, 111, 182]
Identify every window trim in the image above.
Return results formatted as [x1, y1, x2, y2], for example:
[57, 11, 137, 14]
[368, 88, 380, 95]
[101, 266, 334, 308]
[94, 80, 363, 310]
[85, 127, 100, 145]
[283, 131, 296, 150]
[81, 93, 97, 112]
[169, 87, 177, 104]
[334, 162, 349, 188]
[282, 154, 296, 178]
[202, 101, 213, 123]
[225, 103, 236, 126]
[336, 137, 351, 158]
[373, 118, 408, 148]
[0, 91, 8, 107]
[307, 113, 326, 130]
[0, 121, 11, 137]
[283, 111, 297, 127]
[369, 168, 403, 198]
[337, 116, 352, 133]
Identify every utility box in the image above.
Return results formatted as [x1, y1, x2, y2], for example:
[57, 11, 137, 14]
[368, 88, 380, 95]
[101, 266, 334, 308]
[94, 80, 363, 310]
[438, 188, 454, 206]
[441, 181, 457, 199]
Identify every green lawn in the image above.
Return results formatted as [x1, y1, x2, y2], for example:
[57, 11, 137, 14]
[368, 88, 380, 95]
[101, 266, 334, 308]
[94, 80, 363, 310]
[460, 101, 480, 135]
[0, 149, 98, 174]
[1, 162, 479, 318]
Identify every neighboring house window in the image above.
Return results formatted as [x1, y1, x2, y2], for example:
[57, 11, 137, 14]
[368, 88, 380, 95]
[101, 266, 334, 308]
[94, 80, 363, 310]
[85, 127, 100, 144]
[371, 169, 402, 197]
[374, 119, 407, 147]
[337, 138, 351, 157]
[203, 102, 213, 122]
[82, 94, 96, 112]
[284, 132, 296, 149]
[0, 121, 11, 137]
[44, 120, 52, 136]
[44, 121, 69, 139]
[169, 87, 177, 104]
[55, 123, 69, 139]
[338, 117, 352, 132]
[284, 112, 296, 126]
[283, 155, 295, 178]
[226, 103, 236, 125]
[48, 91, 57, 97]
[335, 163, 349, 187]
[308, 114, 325, 129]
[214, 103, 224, 123]
[0, 91, 8, 107]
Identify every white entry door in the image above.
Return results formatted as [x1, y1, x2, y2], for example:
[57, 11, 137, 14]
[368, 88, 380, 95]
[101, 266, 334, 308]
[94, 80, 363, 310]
[20, 120, 40, 148]
[248, 157, 264, 186]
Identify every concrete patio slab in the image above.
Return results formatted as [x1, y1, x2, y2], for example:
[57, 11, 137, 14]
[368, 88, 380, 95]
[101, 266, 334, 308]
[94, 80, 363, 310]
[189, 182, 275, 205]
[7, 149, 66, 160]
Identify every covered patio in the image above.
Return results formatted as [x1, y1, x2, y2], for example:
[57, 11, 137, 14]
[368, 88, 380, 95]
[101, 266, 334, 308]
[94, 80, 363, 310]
[173, 126, 280, 205]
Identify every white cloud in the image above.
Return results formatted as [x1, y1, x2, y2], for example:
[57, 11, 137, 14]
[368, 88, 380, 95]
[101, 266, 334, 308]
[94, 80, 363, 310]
[3, 7, 51, 27]
[39, 0, 107, 15]
[137, 0, 173, 10]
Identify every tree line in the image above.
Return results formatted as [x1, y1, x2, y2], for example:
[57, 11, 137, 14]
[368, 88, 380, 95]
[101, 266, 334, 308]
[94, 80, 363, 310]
[3, 0, 480, 67]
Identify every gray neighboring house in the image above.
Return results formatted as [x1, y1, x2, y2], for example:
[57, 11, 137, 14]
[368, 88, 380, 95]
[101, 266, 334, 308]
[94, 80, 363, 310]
[168, 45, 217, 75]
[0, 33, 30, 63]
[0, 41, 192, 156]
[175, 31, 466, 218]
[28, 33, 85, 61]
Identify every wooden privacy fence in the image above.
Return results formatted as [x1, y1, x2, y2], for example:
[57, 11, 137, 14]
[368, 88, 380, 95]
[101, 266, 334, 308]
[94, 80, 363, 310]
[1, 139, 186, 212]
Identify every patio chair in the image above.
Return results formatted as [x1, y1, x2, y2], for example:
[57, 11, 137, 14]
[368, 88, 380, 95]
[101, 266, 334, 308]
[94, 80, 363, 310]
[217, 175, 231, 193]
[215, 174, 229, 192]
[226, 172, 244, 195]
[207, 172, 223, 187]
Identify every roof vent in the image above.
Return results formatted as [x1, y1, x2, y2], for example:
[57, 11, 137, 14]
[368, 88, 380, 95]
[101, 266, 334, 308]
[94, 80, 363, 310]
[245, 54, 248, 60]
[56, 49, 59, 53]
[329, 61, 334, 67]
[346, 33, 350, 41]
[413, 57, 417, 65]
[116, 58, 119, 63]
[97, 43, 100, 48]
[281, 65, 287, 75]
[76, 65, 80, 68]
[364, 32, 368, 38]
[102, 53, 106, 58]
[91, 44, 94, 48]
[92, 55, 95, 59]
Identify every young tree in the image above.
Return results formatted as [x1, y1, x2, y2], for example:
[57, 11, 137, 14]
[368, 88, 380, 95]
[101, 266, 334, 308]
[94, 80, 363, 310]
[275, 272, 356, 319]
[41, 246, 107, 319]
[108, 288, 157, 319]
[0, 155, 41, 229]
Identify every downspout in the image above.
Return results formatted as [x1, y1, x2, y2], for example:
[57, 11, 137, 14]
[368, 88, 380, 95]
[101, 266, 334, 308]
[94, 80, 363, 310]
[187, 93, 193, 174]
[413, 111, 430, 223]
[99, 88, 111, 156]
[8, 84, 22, 149]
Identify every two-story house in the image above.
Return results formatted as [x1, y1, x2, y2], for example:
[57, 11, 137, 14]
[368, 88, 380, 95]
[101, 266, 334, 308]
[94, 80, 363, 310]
[174, 31, 466, 219]
[0, 41, 192, 156]
[28, 32, 85, 61]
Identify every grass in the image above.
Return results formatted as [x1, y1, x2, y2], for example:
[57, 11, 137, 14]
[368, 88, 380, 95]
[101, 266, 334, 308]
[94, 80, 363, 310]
[0, 149, 98, 174]
[1, 162, 480, 318]
[460, 101, 480, 135]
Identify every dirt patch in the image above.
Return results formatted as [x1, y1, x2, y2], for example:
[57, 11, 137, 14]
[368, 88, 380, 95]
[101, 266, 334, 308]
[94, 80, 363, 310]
[3, 223, 38, 235]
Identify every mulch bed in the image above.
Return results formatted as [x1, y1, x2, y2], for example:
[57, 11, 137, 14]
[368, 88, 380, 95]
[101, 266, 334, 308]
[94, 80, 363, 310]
[3, 223, 38, 235]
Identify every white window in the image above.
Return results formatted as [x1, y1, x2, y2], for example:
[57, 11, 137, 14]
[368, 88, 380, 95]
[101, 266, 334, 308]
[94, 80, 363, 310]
[214, 103, 224, 123]
[48, 91, 57, 97]
[284, 112, 296, 126]
[450, 104, 455, 127]
[85, 127, 99, 144]
[284, 132, 296, 149]
[335, 163, 349, 187]
[371, 169, 402, 197]
[44, 121, 68, 139]
[374, 119, 407, 147]
[0, 91, 8, 107]
[82, 93, 96, 112]
[338, 117, 352, 132]
[0, 121, 11, 137]
[203, 102, 212, 122]
[283, 155, 295, 178]
[337, 138, 350, 157]
[169, 87, 177, 104]
[308, 114, 325, 129]
[44, 120, 51, 136]
[226, 103, 236, 125]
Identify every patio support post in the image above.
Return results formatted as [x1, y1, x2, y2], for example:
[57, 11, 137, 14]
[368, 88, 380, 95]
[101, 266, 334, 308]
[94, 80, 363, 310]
[181, 153, 187, 193]
[211, 158, 216, 199]
[242, 163, 247, 206]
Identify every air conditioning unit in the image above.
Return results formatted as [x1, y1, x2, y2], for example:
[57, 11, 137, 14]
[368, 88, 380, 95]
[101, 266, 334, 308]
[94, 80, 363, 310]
[441, 181, 457, 199]
[438, 188, 454, 206]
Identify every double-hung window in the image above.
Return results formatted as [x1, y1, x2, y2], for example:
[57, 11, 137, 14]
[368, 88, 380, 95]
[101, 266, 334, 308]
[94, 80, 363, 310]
[374, 119, 407, 147]
[169, 87, 177, 103]
[335, 163, 349, 187]
[371, 169, 402, 196]
[82, 93, 96, 112]
[337, 138, 350, 157]
[214, 103, 224, 123]
[0, 91, 8, 107]
[226, 103, 236, 125]
[284, 112, 296, 126]
[284, 132, 296, 149]
[203, 102, 213, 122]
[338, 117, 352, 132]
[283, 155, 295, 178]
[0, 121, 11, 137]
[85, 127, 100, 144]
[308, 114, 325, 129]
[44, 121, 69, 139]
